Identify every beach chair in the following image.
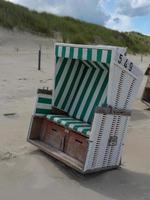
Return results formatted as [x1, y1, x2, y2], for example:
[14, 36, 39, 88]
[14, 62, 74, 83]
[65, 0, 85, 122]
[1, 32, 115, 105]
[28, 43, 143, 174]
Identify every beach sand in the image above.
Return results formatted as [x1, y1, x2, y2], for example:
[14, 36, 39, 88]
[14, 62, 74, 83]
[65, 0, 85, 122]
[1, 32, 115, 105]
[0, 28, 150, 200]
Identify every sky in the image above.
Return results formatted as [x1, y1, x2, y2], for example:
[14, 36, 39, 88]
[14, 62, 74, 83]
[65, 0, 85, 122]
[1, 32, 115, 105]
[7, 0, 150, 35]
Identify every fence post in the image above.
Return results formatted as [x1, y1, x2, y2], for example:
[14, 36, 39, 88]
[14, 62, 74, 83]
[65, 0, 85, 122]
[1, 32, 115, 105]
[38, 46, 41, 71]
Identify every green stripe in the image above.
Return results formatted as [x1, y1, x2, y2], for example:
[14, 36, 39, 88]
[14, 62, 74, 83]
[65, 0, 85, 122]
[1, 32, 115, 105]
[73, 124, 90, 130]
[54, 59, 76, 106]
[61, 120, 81, 126]
[106, 50, 112, 64]
[68, 65, 88, 112]
[55, 46, 59, 57]
[97, 49, 102, 62]
[80, 127, 91, 132]
[61, 60, 82, 110]
[67, 122, 85, 128]
[87, 48, 92, 61]
[38, 97, 52, 104]
[59, 118, 80, 122]
[94, 62, 109, 71]
[65, 121, 82, 126]
[82, 128, 91, 135]
[88, 72, 109, 122]
[72, 66, 96, 118]
[36, 108, 50, 115]
[55, 58, 68, 88]
[57, 118, 77, 122]
[47, 115, 58, 120]
[68, 122, 85, 126]
[103, 97, 107, 106]
[56, 57, 59, 63]
[78, 48, 83, 60]
[80, 62, 104, 122]
[69, 47, 74, 58]
[62, 46, 66, 57]
[101, 62, 109, 71]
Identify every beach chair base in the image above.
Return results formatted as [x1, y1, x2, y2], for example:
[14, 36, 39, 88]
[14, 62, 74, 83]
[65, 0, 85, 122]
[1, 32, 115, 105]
[28, 116, 121, 174]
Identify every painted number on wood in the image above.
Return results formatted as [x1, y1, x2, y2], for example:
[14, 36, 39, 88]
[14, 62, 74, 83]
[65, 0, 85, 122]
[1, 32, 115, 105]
[118, 54, 133, 72]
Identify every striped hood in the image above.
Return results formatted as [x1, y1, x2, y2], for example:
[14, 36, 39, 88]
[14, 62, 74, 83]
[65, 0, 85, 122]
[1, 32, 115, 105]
[55, 44, 112, 64]
[54, 44, 111, 123]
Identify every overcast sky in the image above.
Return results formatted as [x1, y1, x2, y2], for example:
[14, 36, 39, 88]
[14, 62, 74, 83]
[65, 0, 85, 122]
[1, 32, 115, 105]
[7, 0, 150, 35]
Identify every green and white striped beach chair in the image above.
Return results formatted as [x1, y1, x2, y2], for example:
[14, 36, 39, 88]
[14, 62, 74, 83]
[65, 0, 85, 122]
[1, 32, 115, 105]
[28, 43, 143, 174]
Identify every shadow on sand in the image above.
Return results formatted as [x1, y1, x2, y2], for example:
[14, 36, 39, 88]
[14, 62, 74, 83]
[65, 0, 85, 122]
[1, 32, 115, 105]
[30, 150, 150, 200]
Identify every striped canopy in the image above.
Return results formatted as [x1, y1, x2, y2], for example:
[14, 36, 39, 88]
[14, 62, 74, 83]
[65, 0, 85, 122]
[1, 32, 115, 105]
[53, 43, 114, 124]
[55, 44, 112, 64]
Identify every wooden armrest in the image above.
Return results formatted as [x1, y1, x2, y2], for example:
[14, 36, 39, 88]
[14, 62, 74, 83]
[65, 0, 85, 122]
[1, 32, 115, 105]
[52, 106, 68, 116]
[95, 106, 131, 116]
[37, 88, 52, 95]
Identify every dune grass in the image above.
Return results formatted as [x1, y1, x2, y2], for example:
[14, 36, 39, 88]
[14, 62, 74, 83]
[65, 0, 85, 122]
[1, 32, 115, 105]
[0, 0, 150, 53]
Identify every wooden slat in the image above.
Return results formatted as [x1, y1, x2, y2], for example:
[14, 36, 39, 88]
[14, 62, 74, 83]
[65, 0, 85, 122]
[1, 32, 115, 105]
[28, 139, 84, 172]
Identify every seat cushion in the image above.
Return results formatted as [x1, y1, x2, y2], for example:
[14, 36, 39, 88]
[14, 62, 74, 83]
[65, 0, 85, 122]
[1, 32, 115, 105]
[46, 114, 91, 137]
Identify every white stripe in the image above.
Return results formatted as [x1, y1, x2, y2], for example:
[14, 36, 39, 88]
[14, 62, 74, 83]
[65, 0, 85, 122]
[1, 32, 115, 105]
[61, 120, 78, 125]
[65, 46, 70, 57]
[37, 93, 52, 99]
[68, 123, 84, 129]
[92, 49, 97, 61]
[87, 131, 90, 136]
[36, 103, 51, 110]
[53, 117, 62, 122]
[82, 60, 99, 69]
[57, 60, 79, 108]
[58, 46, 62, 57]
[92, 60, 108, 72]
[76, 67, 100, 120]
[64, 64, 85, 111]
[54, 59, 72, 103]
[53, 117, 71, 122]
[77, 127, 90, 132]
[69, 66, 92, 116]
[84, 68, 108, 122]
[82, 48, 88, 60]
[73, 48, 78, 59]
[101, 50, 108, 63]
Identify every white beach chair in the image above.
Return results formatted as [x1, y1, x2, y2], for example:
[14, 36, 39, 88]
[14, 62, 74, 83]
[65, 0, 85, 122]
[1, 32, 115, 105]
[28, 43, 143, 174]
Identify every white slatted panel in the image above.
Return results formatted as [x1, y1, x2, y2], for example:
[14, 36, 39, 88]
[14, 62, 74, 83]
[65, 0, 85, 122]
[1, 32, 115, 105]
[84, 112, 130, 172]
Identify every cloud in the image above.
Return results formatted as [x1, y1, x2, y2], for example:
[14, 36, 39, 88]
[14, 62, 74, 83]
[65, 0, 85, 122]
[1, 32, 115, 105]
[105, 0, 150, 32]
[106, 14, 132, 32]
[118, 0, 150, 17]
[7, 0, 110, 25]
[113, 17, 120, 24]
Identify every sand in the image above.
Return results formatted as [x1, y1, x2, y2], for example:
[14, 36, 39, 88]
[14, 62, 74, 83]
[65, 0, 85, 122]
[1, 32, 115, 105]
[0, 28, 150, 200]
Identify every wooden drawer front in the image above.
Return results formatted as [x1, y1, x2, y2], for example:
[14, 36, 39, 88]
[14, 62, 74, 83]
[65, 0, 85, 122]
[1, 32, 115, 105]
[43, 121, 67, 151]
[65, 131, 88, 163]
